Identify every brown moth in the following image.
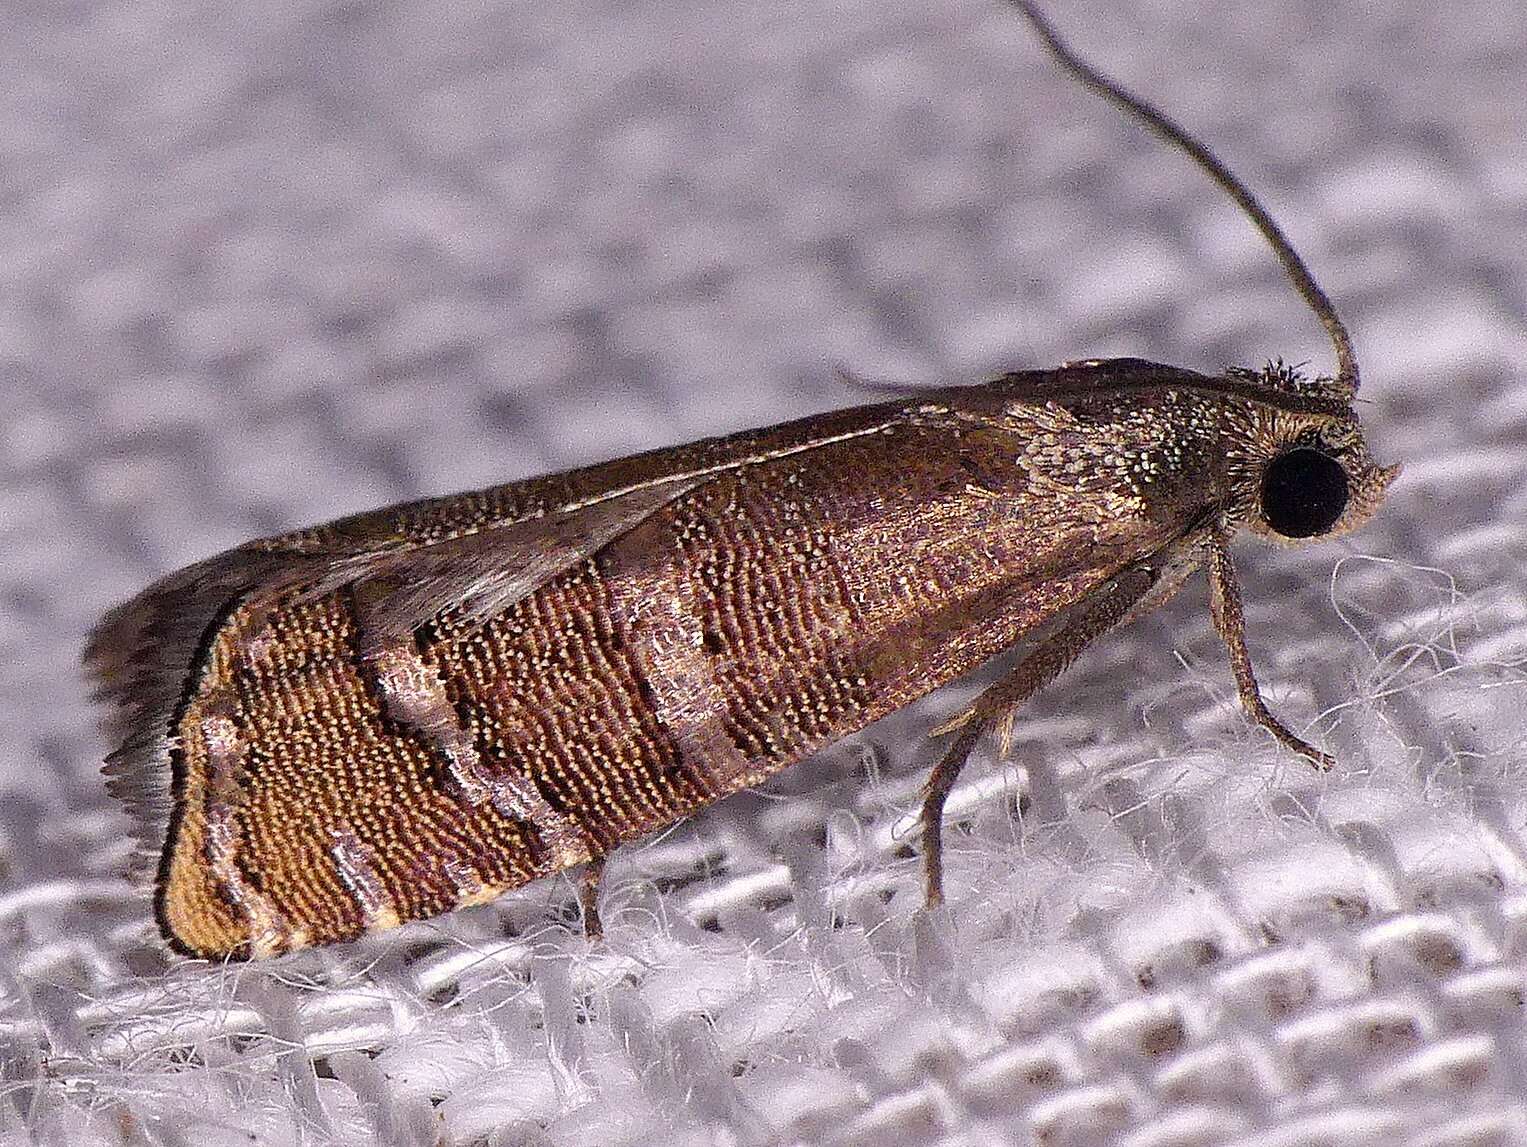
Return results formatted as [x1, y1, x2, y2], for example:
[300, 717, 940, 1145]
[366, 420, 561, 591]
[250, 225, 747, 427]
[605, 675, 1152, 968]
[89, 0, 1396, 960]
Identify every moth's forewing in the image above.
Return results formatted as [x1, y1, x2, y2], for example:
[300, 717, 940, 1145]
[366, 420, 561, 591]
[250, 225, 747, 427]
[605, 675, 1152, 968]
[96, 361, 1242, 958]
[88, 401, 915, 866]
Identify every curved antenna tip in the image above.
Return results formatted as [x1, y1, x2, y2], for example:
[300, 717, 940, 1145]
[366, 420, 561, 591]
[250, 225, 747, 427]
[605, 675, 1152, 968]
[1004, 0, 1359, 395]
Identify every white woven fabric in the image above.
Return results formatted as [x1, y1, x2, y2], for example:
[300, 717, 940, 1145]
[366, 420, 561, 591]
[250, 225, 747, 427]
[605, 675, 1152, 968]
[2, 0, 1525, 1143]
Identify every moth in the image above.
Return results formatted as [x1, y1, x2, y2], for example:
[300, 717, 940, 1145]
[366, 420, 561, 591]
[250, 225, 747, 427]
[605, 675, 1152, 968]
[90, 0, 1396, 960]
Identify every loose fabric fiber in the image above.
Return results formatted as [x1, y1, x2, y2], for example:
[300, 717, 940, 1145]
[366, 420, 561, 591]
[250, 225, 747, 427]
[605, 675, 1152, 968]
[2, 1, 1525, 1144]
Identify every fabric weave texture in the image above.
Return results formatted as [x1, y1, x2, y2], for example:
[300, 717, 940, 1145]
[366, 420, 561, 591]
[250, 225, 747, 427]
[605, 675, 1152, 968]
[2, 1, 1524, 1144]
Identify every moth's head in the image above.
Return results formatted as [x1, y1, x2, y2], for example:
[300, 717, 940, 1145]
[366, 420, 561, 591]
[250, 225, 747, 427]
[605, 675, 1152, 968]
[1224, 364, 1399, 547]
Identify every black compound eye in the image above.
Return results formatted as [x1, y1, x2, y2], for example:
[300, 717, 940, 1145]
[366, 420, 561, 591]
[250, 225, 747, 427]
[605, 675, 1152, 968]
[1261, 447, 1349, 538]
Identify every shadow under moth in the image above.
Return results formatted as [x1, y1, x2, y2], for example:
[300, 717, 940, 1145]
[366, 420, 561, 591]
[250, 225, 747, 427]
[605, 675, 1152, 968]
[89, 1, 1397, 960]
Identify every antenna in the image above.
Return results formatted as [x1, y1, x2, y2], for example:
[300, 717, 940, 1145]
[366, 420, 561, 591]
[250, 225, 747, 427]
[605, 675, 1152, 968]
[1006, 0, 1359, 395]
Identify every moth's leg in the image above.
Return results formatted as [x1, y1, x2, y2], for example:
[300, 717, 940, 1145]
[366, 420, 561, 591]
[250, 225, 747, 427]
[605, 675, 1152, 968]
[922, 564, 1159, 907]
[921, 724, 984, 908]
[1206, 530, 1335, 769]
[578, 854, 607, 939]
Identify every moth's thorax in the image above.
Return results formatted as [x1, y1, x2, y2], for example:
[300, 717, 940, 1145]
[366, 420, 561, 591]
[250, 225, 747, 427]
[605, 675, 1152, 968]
[983, 384, 1230, 537]
[974, 363, 1395, 549]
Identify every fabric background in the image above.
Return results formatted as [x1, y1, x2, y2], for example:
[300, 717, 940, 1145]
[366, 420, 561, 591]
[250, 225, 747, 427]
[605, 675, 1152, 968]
[2, 0, 1525, 1143]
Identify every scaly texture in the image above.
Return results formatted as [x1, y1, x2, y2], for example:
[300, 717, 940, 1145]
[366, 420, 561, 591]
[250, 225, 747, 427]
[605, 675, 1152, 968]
[150, 371, 1346, 958]
[1, 0, 1523, 1143]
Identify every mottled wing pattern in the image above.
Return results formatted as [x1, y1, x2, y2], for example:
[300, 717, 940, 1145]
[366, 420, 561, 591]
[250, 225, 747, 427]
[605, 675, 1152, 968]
[91, 365, 1220, 957]
[87, 401, 913, 870]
